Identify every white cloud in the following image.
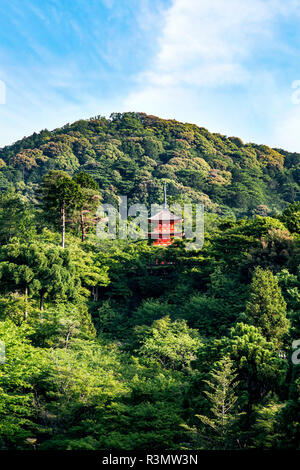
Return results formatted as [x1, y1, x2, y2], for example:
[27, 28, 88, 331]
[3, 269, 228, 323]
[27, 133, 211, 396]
[156, 0, 271, 74]
[123, 0, 300, 151]
[127, 0, 276, 91]
[2, 0, 300, 152]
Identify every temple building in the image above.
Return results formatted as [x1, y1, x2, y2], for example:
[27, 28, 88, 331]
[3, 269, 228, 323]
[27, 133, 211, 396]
[148, 183, 183, 246]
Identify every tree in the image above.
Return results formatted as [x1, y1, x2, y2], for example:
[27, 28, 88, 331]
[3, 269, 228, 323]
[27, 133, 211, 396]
[196, 323, 289, 418]
[242, 227, 294, 274]
[39, 171, 82, 248]
[30, 304, 96, 348]
[37, 339, 128, 450]
[73, 172, 101, 242]
[277, 366, 300, 449]
[10, 149, 43, 179]
[0, 237, 109, 316]
[135, 316, 201, 370]
[251, 399, 285, 449]
[277, 269, 300, 337]
[281, 202, 300, 234]
[0, 192, 35, 243]
[225, 323, 288, 412]
[243, 267, 289, 346]
[190, 357, 241, 450]
[0, 320, 46, 449]
[131, 298, 172, 327]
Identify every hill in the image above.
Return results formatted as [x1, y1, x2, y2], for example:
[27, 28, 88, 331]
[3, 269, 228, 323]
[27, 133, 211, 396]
[0, 112, 299, 216]
[0, 112, 299, 451]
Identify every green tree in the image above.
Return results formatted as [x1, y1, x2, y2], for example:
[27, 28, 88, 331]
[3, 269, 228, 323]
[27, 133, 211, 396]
[73, 172, 100, 242]
[0, 192, 35, 243]
[251, 399, 285, 449]
[190, 357, 241, 449]
[135, 316, 201, 370]
[0, 320, 46, 449]
[196, 323, 288, 416]
[0, 236, 108, 316]
[37, 339, 128, 450]
[281, 202, 300, 234]
[277, 367, 300, 449]
[39, 171, 82, 248]
[243, 267, 289, 346]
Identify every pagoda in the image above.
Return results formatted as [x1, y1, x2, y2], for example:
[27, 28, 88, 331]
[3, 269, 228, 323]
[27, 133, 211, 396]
[148, 183, 183, 246]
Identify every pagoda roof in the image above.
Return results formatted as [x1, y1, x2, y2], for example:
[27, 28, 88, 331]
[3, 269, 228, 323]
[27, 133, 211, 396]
[148, 208, 182, 222]
[148, 232, 183, 238]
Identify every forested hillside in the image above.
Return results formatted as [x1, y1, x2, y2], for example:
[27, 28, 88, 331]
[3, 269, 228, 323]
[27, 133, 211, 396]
[0, 112, 299, 450]
[0, 112, 299, 215]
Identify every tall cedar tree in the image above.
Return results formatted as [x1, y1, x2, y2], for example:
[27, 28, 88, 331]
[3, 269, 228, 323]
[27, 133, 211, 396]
[193, 357, 241, 450]
[73, 172, 100, 242]
[39, 171, 82, 248]
[244, 267, 289, 346]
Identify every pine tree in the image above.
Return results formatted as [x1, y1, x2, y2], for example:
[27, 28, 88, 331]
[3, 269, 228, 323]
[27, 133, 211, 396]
[193, 357, 241, 450]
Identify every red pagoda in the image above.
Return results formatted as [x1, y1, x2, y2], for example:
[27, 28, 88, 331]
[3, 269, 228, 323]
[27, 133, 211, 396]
[148, 183, 183, 246]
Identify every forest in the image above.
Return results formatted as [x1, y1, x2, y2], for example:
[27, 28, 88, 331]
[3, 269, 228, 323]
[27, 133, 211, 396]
[0, 112, 299, 450]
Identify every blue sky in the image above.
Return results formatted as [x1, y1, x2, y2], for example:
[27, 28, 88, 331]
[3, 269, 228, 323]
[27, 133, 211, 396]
[1, 0, 300, 151]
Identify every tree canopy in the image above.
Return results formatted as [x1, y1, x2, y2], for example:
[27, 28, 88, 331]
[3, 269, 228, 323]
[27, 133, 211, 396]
[0, 112, 299, 450]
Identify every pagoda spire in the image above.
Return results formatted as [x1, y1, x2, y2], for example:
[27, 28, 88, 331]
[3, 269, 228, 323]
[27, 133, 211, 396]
[163, 180, 167, 209]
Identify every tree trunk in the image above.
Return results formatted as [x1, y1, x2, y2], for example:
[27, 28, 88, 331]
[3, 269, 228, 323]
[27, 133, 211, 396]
[40, 292, 44, 311]
[61, 202, 65, 249]
[65, 327, 72, 349]
[93, 285, 99, 301]
[24, 286, 28, 320]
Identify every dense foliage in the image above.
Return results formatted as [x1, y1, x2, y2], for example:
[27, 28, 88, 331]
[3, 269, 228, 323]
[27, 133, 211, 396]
[0, 113, 299, 450]
[0, 112, 299, 216]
